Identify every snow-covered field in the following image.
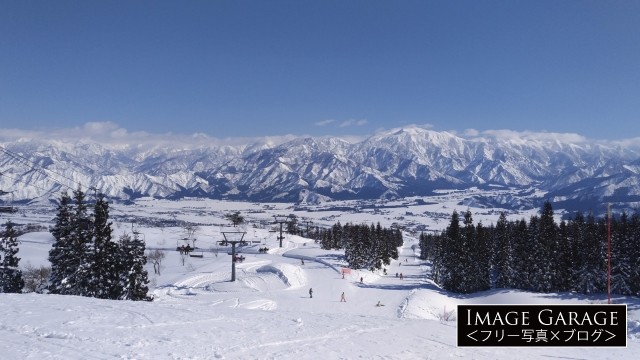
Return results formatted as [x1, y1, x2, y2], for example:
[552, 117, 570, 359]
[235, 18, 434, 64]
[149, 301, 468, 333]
[1, 198, 639, 359]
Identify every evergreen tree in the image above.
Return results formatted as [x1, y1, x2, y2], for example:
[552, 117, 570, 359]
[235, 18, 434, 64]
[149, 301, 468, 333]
[440, 210, 461, 291]
[574, 212, 605, 294]
[67, 187, 93, 296]
[48, 192, 74, 294]
[430, 230, 445, 284]
[118, 232, 152, 301]
[568, 211, 586, 292]
[87, 193, 120, 299]
[473, 221, 491, 292]
[555, 219, 573, 291]
[0, 221, 24, 293]
[511, 218, 530, 290]
[459, 209, 475, 292]
[331, 222, 343, 250]
[537, 201, 557, 292]
[610, 212, 633, 295]
[493, 212, 513, 288]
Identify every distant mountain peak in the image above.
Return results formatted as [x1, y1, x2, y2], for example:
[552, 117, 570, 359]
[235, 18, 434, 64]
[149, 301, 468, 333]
[1, 127, 639, 212]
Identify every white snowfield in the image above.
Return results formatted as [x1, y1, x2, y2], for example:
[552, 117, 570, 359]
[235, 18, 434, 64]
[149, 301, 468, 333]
[0, 201, 638, 359]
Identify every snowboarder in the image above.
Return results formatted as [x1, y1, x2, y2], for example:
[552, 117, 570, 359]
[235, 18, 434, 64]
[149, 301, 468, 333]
[309, 288, 313, 298]
[340, 292, 346, 302]
[376, 300, 384, 307]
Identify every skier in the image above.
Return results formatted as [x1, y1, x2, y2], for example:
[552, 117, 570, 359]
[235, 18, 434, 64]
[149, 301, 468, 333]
[399, 272, 403, 280]
[360, 277, 363, 284]
[309, 288, 313, 298]
[301, 258, 305, 265]
[340, 292, 346, 302]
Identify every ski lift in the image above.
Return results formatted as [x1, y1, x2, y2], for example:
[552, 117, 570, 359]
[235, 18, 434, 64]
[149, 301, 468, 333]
[188, 237, 203, 258]
[0, 190, 17, 213]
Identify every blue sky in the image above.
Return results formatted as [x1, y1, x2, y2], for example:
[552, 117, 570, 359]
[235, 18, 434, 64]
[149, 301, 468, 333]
[1, 0, 639, 141]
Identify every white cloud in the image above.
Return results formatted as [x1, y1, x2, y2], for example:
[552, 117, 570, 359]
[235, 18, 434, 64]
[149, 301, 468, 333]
[314, 119, 335, 127]
[339, 119, 368, 128]
[3, 122, 640, 150]
[473, 129, 589, 143]
[0, 122, 300, 149]
[463, 128, 480, 137]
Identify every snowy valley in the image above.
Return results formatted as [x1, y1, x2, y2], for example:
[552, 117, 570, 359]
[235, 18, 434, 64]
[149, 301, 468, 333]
[1, 197, 639, 359]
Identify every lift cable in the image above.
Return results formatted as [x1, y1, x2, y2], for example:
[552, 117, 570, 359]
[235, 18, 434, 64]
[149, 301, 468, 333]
[0, 145, 90, 193]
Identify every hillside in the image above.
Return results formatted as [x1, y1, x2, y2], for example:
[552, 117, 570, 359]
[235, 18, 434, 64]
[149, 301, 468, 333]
[1, 199, 639, 359]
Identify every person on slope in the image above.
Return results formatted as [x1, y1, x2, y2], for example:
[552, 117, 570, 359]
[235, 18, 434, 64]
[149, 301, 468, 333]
[340, 292, 346, 302]
[309, 288, 313, 298]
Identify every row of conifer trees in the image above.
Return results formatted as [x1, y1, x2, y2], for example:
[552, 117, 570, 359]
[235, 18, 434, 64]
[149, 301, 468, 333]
[420, 201, 640, 295]
[313, 222, 403, 271]
[47, 188, 151, 300]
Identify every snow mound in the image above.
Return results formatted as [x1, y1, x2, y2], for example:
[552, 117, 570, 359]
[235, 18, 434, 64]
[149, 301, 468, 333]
[256, 263, 308, 288]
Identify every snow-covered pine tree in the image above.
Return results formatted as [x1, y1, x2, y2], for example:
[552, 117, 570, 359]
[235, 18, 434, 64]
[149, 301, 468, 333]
[574, 212, 605, 294]
[538, 201, 557, 293]
[377, 222, 398, 268]
[366, 223, 383, 271]
[610, 212, 633, 295]
[525, 214, 543, 292]
[474, 221, 491, 292]
[48, 191, 74, 294]
[439, 210, 461, 292]
[418, 231, 434, 260]
[118, 232, 151, 301]
[493, 212, 513, 288]
[555, 219, 573, 292]
[430, 230, 445, 284]
[87, 193, 120, 299]
[511, 218, 530, 290]
[368, 223, 381, 271]
[459, 209, 475, 292]
[568, 211, 585, 292]
[0, 221, 24, 293]
[68, 187, 93, 296]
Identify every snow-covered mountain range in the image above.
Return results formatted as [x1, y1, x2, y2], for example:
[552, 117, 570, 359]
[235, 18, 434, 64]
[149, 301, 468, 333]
[2, 127, 639, 212]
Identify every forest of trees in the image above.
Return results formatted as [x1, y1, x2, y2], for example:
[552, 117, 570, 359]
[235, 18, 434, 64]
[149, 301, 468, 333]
[420, 201, 640, 296]
[311, 222, 403, 271]
[47, 188, 151, 301]
[5, 192, 640, 299]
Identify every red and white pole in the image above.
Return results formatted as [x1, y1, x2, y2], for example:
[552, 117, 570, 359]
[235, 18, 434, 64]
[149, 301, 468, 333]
[607, 203, 611, 305]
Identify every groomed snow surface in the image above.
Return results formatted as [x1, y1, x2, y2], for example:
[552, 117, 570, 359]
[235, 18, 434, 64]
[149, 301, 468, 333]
[1, 200, 639, 359]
